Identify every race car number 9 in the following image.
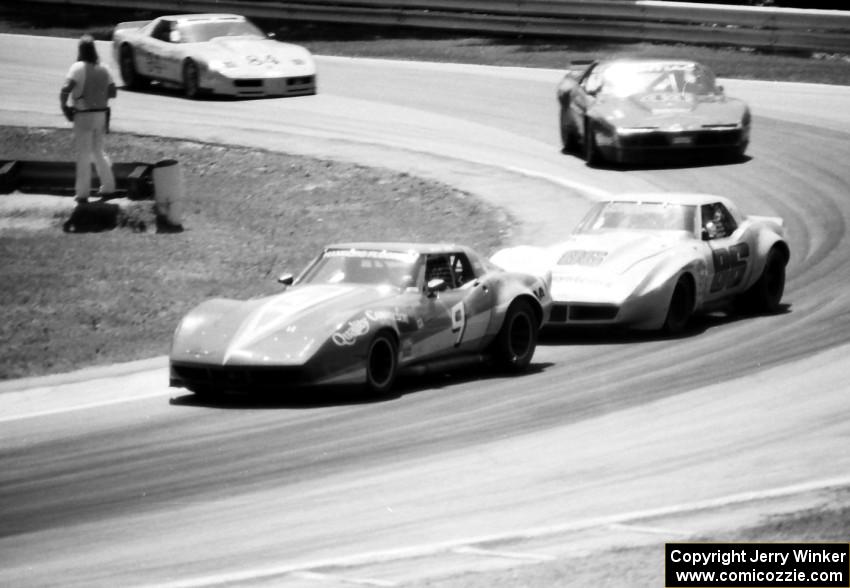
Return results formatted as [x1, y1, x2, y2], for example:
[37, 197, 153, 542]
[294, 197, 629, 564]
[451, 301, 466, 347]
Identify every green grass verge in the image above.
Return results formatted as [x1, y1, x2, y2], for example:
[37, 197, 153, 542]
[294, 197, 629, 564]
[0, 126, 511, 380]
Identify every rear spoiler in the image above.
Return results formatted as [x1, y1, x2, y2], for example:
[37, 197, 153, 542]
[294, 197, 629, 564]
[748, 215, 785, 236]
[562, 59, 595, 79]
[113, 20, 150, 34]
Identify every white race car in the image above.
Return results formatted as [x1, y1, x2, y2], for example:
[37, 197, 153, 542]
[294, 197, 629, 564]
[491, 193, 789, 332]
[112, 13, 316, 99]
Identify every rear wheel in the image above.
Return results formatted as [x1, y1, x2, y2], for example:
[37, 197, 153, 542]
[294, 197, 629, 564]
[493, 300, 537, 372]
[365, 332, 398, 395]
[739, 248, 786, 314]
[183, 60, 201, 99]
[663, 276, 694, 334]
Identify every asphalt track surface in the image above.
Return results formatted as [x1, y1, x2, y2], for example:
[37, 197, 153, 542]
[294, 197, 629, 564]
[1, 35, 850, 587]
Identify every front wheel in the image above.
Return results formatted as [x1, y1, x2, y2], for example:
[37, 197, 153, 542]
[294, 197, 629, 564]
[493, 300, 538, 372]
[560, 108, 578, 153]
[663, 276, 694, 334]
[365, 332, 398, 395]
[120, 45, 147, 90]
[584, 120, 602, 165]
[183, 60, 201, 99]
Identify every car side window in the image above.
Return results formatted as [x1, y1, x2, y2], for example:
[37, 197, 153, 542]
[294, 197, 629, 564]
[424, 255, 456, 290]
[449, 253, 476, 287]
[582, 68, 604, 95]
[578, 64, 599, 92]
[701, 203, 737, 240]
[151, 20, 173, 42]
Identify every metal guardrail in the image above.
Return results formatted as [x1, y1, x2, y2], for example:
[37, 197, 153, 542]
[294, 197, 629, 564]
[17, 0, 850, 53]
[0, 159, 154, 199]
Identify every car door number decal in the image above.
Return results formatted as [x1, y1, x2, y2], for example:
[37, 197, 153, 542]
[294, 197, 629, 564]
[450, 301, 466, 347]
[710, 243, 750, 292]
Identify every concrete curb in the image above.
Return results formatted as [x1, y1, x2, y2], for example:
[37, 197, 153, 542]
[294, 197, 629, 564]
[0, 355, 168, 394]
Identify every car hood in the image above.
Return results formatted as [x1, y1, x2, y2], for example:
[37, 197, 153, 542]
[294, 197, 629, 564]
[549, 231, 685, 299]
[196, 37, 312, 69]
[172, 283, 401, 366]
[593, 92, 746, 128]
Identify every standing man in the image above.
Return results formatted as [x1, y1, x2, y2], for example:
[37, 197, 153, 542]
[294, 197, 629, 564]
[60, 34, 117, 203]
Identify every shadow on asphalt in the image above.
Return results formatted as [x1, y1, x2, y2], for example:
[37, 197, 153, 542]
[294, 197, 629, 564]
[539, 303, 791, 346]
[168, 361, 554, 410]
[561, 146, 752, 171]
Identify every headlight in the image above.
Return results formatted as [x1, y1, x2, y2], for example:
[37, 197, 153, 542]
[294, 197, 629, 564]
[616, 127, 659, 135]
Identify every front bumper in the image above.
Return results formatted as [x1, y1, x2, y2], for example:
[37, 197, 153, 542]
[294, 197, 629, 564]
[545, 292, 669, 331]
[203, 73, 316, 97]
[598, 127, 749, 163]
[170, 361, 314, 392]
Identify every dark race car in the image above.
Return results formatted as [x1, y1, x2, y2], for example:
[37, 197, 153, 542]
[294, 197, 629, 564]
[170, 242, 552, 396]
[557, 59, 750, 165]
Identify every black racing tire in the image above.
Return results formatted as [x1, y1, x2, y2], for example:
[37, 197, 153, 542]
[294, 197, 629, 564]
[727, 142, 748, 163]
[559, 108, 579, 153]
[119, 45, 147, 90]
[365, 332, 398, 395]
[493, 299, 538, 372]
[584, 119, 602, 165]
[739, 247, 786, 315]
[188, 385, 221, 399]
[183, 59, 201, 99]
[663, 276, 695, 334]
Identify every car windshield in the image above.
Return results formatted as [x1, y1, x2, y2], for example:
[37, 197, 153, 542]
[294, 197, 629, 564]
[576, 201, 696, 233]
[298, 249, 420, 287]
[594, 62, 717, 98]
[180, 19, 265, 43]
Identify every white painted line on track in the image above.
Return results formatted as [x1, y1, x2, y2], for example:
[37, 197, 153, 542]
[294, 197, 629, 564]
[502, 163, 612, 201]
[0, 388, 173, 424]
[289, 570, 398, 587]
[452, 546, 556, 561]
[139, 474, 850, 588]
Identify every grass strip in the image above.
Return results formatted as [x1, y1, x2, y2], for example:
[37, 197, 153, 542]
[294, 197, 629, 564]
[0, 126, 511, 380]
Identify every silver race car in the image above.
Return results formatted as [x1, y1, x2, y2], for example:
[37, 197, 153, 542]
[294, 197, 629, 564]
[113, 13, 316, 99]
[491, 194, 789, 333]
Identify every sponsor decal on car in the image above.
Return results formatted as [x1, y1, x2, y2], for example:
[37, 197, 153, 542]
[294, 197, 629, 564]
[332, 317, 371, 346]
[332, 308, 414, 347]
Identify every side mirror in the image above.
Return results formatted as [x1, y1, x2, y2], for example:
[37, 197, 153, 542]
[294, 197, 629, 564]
[426, 278, 447, 297]
[399, 275, 416, 290]
[278, 273, 294, 286]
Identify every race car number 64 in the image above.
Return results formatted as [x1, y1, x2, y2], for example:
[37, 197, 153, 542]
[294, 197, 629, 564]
[451, 302, 466, 347]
